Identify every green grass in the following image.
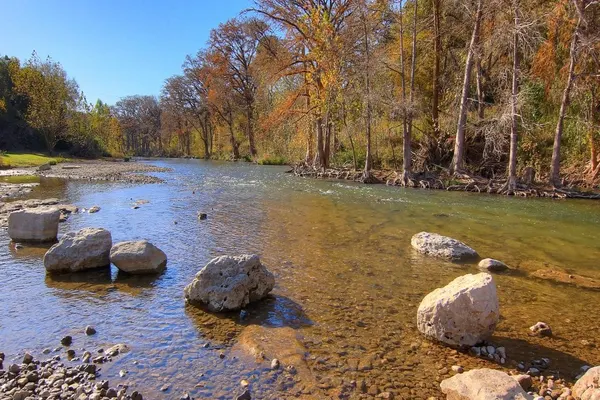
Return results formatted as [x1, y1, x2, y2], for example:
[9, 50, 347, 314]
[257, 155, 287, 166]
[0, 153, 69, 168]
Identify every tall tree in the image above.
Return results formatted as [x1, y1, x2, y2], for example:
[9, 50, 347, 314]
[450, 0, 483, 174]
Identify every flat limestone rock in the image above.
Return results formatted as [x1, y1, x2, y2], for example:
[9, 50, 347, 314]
[232, 325, 314, 391]
[8, 207, 60, 242]
[110, 240, 167, 274]
[441, 369, 532, 400]
[531, 268, 600, 290]
[44, 228, 112, 273]
[573, 366, 600, 400]
[411, 232, 479, 261]
[417, 273, 499, 347]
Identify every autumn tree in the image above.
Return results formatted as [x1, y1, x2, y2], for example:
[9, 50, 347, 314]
[11, 53, 79, 152]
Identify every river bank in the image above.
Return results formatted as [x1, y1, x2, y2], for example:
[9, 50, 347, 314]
[292, 164, 600, 200]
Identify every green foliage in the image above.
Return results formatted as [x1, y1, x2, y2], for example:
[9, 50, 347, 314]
[257, 155, 287, 165]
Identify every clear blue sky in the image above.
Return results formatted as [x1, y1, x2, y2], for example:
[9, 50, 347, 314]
[1, 0, 254, 105]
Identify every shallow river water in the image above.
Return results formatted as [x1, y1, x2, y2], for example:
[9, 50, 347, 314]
[1, 159, 600, 399]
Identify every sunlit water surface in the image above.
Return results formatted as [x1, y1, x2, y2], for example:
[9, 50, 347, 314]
[1, 159, 600, 399]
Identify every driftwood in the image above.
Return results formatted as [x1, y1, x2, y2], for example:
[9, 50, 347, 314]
[292, 164, 600, 200]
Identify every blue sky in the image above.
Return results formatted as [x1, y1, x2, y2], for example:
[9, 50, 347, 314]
[1, 0, 253, 105]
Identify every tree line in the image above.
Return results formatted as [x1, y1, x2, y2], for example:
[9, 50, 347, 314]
[1, 0, 598, 187]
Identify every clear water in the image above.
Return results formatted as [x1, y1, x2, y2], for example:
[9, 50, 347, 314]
[1, 159, 599, 399]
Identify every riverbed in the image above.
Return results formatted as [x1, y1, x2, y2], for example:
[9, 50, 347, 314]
[1, 159, 600, 399]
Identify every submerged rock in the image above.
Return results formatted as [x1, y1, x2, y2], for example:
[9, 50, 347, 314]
[411, 232, 479, 261]
[8, 207, 60, 242]
[110, 240, 167, 274]
[184, 254, 274, 312]
[531, 268, 600, 290]
[478, 258, 509, 272]
[417, 273, 499, 347]
[529, 322, 552, 337]
[44, 228, 112, 273]
[440, 368, 532, 400]
[573, 366, 600, 400]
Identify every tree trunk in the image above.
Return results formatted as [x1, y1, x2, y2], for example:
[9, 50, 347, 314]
[550, 14, 580, 186]
[402, 0, 418, 184]
[590, 87, 599, 181]
[363, 12, 373, 180]
[228, 111, 240, 160]
[476, 55, 485, 120]
[399, 4, 409, 181]
[314, 115, 325, 169]
[450, 0, 483, 174]
[508, 0, 520, 191]
[324, 111, 331, 167]
[432, 0, 441, 136]
[246, 104, 257, 158]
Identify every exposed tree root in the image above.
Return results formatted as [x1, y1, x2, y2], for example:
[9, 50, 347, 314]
[292, 164, 600, 199]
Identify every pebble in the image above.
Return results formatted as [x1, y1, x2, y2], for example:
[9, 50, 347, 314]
[160, 384, 170, 392]
[22, 353, 33, 364]
[236, 389, 251, 400]
[451, 365, 464, 373]
[61, 336, 73, 346]
[85, 326, 97, 335]
[271, 358, 280, 370]
[529, 322, 553, 337]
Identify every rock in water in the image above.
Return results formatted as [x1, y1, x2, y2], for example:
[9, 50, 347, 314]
[573, 366, 600, 400]
[478, 258, 509, 272]
[417, 273, 499, 346]
[411, 232, 479, 261]
[8, 207, 60, 242]
[184, 254, 275, 312]
[529, 322, 552, 337]
[441, 369, 532, 400]
[44, 228, 112, 273]
[88, 206, 101, 213]
[110, 240, 167, 274]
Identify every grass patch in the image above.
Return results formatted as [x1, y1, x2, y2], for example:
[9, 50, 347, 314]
[0, 153, 69, 168]
[257, 155, 287, 166]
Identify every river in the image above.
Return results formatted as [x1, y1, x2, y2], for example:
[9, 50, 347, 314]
[1, 159, 600, 399]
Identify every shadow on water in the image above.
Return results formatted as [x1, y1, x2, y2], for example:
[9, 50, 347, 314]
[45, 268, 164, 296]
[8, 242, 54, 259]
[491, 336, 591, 379]
[185, 294, 313, 344]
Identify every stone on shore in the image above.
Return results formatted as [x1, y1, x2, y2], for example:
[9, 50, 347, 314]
[573, 366, 600, 400]
[44, 228, 112, 273]
[417, 273, 499, 347]
[411, 232, 479, 261]
[110, 240, 167, 274]
[184, 254, 275, 312]
[478, 258, 509, 272]
[8, 207, 60, 242]
[440, 369, 532, 400]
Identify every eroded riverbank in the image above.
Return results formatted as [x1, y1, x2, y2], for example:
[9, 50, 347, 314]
[1, 159, 599, 399]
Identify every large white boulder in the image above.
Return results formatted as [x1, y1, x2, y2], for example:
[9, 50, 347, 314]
[184, 254, 275, 312]
[417, 273, 499, 346]
[44, 228, 112, 273]
[573, 366, 600, 400]
[441, 369, 532, 400]
[110, 240, 167, 274]
[8, 207, 60, 242]
[411, 232, 479, 261]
